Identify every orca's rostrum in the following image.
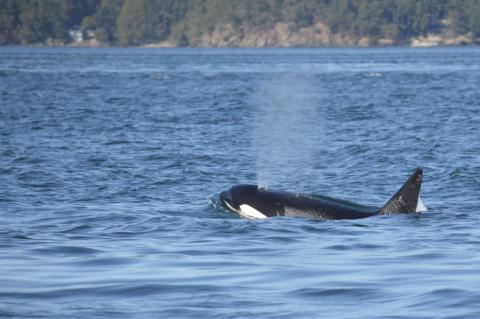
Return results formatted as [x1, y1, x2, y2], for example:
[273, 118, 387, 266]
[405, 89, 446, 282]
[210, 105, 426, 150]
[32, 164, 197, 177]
[220, 168, 423, 220]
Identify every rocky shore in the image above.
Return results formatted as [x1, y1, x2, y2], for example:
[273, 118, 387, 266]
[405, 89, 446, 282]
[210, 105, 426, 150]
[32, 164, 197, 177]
[179, 22, 478, 47]
[21, 22, 480, 48]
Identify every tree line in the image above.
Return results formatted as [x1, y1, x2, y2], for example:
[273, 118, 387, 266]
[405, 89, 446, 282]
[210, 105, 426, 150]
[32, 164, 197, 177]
[1, 0, 479, 46]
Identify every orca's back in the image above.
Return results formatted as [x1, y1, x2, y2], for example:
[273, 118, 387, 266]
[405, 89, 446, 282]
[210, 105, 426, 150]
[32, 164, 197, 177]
[272, 192, 377, 220]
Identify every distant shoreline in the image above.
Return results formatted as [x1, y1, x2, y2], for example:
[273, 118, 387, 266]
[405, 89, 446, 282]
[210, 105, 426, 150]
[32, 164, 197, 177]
[1, 43, 478, 49]
[3, 1, 480, 51]
[2, 33, 477, 49]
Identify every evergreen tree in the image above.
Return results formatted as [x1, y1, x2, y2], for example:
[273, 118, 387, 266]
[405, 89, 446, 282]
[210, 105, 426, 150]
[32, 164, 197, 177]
[1, 0, 480, 46]
[93, 0, 123, 43]
[115, 0, 146, 45]
[0, 0, 18, 44]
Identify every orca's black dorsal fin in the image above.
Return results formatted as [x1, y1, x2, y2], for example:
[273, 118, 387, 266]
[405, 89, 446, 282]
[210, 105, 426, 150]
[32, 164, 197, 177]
[379, 168, 423, 215]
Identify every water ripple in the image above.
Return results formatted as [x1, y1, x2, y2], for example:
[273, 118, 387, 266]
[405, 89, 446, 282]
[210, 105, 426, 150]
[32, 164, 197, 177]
[1, 47, 480, 319]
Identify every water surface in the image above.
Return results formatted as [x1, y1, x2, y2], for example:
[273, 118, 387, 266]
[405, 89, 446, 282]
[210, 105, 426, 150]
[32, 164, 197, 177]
[1, 47, 480, 318]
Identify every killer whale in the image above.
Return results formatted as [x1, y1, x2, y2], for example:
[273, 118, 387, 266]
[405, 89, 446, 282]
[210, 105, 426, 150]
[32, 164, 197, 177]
[220, 168, 423, 220]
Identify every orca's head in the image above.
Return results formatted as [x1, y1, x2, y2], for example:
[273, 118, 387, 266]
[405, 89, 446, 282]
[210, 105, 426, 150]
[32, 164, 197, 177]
[220, 184, 257, 211]
[220, 184, 279, 218]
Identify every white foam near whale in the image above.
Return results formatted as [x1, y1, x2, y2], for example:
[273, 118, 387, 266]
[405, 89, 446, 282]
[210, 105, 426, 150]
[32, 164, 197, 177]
[416, 196, 428, 212]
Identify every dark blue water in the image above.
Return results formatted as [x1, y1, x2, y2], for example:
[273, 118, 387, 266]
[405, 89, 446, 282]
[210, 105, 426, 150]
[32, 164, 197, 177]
[1, 47, 480, 318]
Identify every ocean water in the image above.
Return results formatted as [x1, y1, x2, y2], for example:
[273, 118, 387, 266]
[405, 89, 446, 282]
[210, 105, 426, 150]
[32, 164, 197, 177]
[1, 47, 480, 318]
